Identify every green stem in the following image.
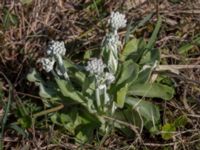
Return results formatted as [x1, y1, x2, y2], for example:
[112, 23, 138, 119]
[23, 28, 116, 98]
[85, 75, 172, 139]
[55, 54, 69, 80]
[103, 86, 110, 112]
[95, 88, 101, 111]
[95, 77, 101, 112]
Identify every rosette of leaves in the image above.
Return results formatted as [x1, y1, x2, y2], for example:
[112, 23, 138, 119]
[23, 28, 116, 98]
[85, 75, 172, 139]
[27, 14, 175, 143]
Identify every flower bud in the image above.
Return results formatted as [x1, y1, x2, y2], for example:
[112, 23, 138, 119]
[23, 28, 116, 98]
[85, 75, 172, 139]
[109, 12, 127, 30]
[38, 58, 55, 72]
[47, 40, 66, 56]
[85, 58, 106, 75]
[105, 72, 115, 85]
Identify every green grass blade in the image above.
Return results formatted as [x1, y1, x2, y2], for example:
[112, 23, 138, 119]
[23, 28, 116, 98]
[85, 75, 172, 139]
[0, 72, 13, 150]
[146, 16, 162, 50]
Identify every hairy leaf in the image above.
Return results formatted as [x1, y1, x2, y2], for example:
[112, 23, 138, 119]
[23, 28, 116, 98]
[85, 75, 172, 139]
[126, 97, 160, 126]
[128, 83, 174, 100]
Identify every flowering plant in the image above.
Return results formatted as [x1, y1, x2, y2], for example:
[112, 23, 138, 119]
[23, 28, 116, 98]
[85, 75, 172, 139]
[27, 12, 174, 142]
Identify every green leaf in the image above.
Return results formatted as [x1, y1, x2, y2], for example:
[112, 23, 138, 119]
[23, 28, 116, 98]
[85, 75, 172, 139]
[161, 123, 176, 140]
[126, 97, 160, 127]
[120, 38, 139, 61]
[146, 16, 162, 50]
[123, 39, 147, 63]
[8, 123, 28, 138]
[133, 68, 152, 84]
[27, 69, 59, 99]
[114, 106, 143, 138]
[139, 48, 160, 65]
[128, 83, 174, 100]
[178, 43, 193, 54]
[27, 68, 42, 83]
[3, 8, 18, 30]
[75, 123, 96, 143]
[57, 108, 100, 143]
[83, 50, 92, 60]
[63, 59, 85, 84]
[55, 78, 87, 106]
[116, 60, 139, 87]
[178, 36, 200, 54]
[82, 75, 95, 95]
[116, 84, 128, 108]
[17, 116, 32, 129]
[38, 84, 58, 99]
[61, 110, 80, 134]
[174, 115, 188, 128]
[50, 113, 62, 125]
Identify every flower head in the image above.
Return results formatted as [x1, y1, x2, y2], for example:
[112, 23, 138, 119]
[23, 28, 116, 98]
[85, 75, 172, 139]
[105, 72, 115, 85]
[108, 12, 127, 30]
[38, 58, 55, 72]
[85, 58, 106, 75]
[47, 40, 66, 56]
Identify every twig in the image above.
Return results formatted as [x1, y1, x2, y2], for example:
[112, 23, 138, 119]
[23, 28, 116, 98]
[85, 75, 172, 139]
[33, 104, 64, 118]
[143, 142, 179, 147]
[160, 10, 200, 14]
[157, 65, 200, 70]
[143, 138, 200, 147]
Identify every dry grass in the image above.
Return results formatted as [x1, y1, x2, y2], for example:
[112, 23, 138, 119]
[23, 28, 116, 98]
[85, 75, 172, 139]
[0, 0, 200, 149]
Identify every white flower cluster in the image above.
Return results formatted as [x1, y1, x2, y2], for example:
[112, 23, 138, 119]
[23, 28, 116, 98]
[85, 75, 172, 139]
[109, 12, 127, 30]
[47, 40, 66, 56]
[85, 58, 106, 75]
[105, 72, 115, 84]
[39, 40, 67, 73]
[85, 58, 115, 85]
[38, 58, 55, 72]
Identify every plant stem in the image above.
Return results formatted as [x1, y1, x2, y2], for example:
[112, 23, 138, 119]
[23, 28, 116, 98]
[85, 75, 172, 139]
[103, 86, 109, 112]
[55, 54, 69, 80]
[95, 88, 101, 111]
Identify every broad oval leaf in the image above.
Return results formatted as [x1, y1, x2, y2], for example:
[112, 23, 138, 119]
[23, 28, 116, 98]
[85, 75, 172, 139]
[133, 67, 152, 84]
[116, 60, 139, 87]
[38, 84, 58, 99]
[63, 59, 85, 85]
[128, 83, 174, 100]
[116, 84, 128, 108]
[55, 78, 85, 104]
[120, 38, 139, 61]
[139, 48, 160, 65]
[126, 97, 160, 126]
